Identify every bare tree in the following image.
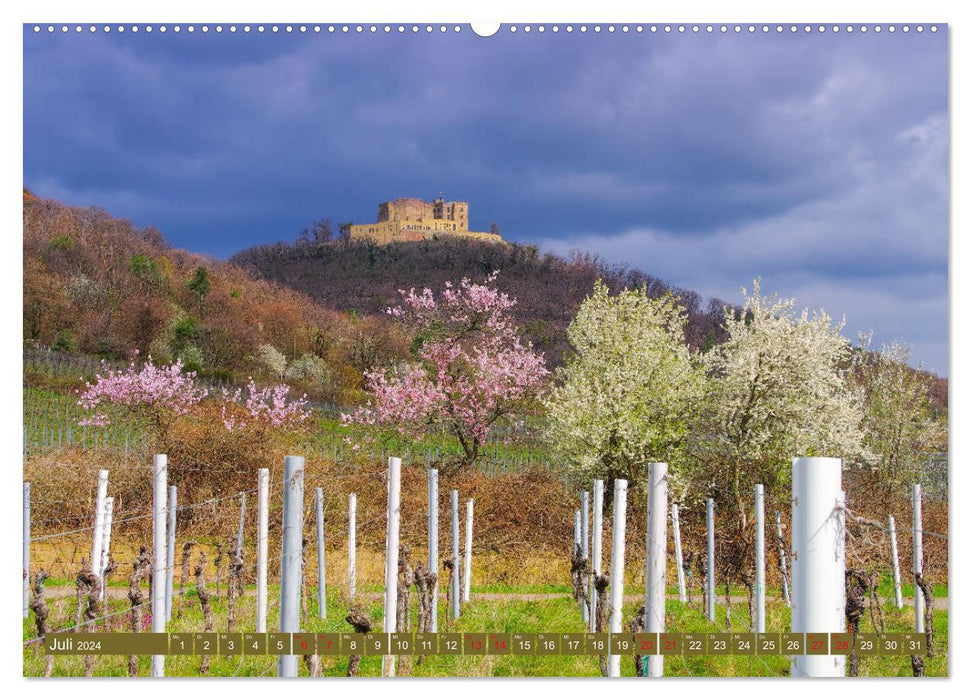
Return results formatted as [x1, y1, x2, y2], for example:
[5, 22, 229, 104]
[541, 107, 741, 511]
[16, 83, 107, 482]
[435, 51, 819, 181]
[29, 569, 53, 677]
[345, 607, 373, 677]
[127, 546, 152, 676]
[195, 553, 214, 675]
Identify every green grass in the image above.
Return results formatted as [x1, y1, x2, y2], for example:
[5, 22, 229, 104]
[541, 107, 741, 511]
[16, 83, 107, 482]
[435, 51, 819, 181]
[870, 573, 948, 600]
[23, 585, 947, 677]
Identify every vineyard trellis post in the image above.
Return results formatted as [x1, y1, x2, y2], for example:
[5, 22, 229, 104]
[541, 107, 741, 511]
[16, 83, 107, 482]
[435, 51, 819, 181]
[573, 506, 581, 615]
[754, 483, 765, 634]
[100, 496, 114, 603]
[382, 456, 402, 678]
[790, 456, 845, 678]
[775, 511, 791, 607]
[278, 455, 305, 678]
[451, 489, 461, 619]
[888, 514, 904, 609]
[706, 497, 715, 622]
[912, 483, 924, 633]
[672, 503, 686, 604]
[151, 454, 168, 678]
[236, 493, 246, 559]
[427, 469, 438, 632]
[645, 463, 667, 678]
[23, 482, 30, 619]
[573, 508, 581, 554]
[590, 479, 604, 634]
[315, 487, 326, 620]
[607, 478, 627, 678]
[581, 490, 590, 623]
[463, 498, 474, 604]
[165, 486, 177, 622]
[90, 469, 109, 589]
[348, 492, 357, 601]
[256, 468, 269, 633]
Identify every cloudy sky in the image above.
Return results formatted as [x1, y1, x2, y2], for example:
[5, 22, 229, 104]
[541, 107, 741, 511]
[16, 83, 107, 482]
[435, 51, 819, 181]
[23, 25, 948, 373]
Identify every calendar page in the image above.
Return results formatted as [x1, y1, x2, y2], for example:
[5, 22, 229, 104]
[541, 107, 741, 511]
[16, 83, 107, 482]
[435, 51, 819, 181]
[21, 12, 949, 682]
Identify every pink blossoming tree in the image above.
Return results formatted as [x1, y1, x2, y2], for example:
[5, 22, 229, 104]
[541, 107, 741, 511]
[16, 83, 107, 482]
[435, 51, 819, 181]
[343, 272, 549, 470]
[77, 354, 209, 446]
[78, 354, 310, 451]
[219, 380, 311, 433]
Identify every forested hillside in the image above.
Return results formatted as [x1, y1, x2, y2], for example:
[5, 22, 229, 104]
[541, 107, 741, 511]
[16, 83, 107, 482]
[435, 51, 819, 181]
[22, 191, 408, 403]
[231, 237, 731, 367]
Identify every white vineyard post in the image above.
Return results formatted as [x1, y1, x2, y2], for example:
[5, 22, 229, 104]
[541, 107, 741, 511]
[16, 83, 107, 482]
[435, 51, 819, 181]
[672, 503, 686, 604]
[451, 489, 461, 619]
[573, 508, 581, 554]
[164, 486, 176, 621]
[256, 468, 269, 633]
[888, 515, 904, 609]
[913, 484, 924, 633]
[590, 479, 604, 633]
[382, 456, 402, 677]
[236, 493, 246, 559]
[348, 492, 357, 601]
[315, 487, 326, 620]
[427, 470, 438, 631]
[23, 482, 30, 619]
[463, 498, 474, 604]
[573, 508, 581, 613]
[706, 497, 715, 622]
[581, 490, 590, 623]
[607, 478, 628, 678]
[791, 457, 845, 678]
[775, 511, 791, 607]
[90, 469, 109, 587]
[754, 484, 766, 633]
[645, 463, 668, 677]
[277, 456, 305, 678]
[100, 496, 115, 603]
[151, 455, 168, 677]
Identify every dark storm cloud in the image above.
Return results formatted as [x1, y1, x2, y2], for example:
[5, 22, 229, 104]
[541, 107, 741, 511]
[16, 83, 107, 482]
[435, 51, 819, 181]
[23, 26, 948, 372]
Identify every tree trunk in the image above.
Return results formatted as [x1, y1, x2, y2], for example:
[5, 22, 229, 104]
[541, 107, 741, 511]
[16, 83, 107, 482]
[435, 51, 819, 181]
[345, 607, 373, 677]
[178, 541, 195, 619]
[595, 574, 609, 676]
[127, 546, 152, 676]
[915, 573, 935, 657]
[29, 569, 53, 677]
[195, 553, 213, 675]
[629, 604, 646, 677]
[845, 569, 868, 677]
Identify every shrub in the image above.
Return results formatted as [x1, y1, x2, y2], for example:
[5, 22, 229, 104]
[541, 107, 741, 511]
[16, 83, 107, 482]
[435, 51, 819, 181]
[285, 353, 331, 387]
[178, 344, 205, 373]
[255, 344, 287, 379]
[52, 330, 78, 354]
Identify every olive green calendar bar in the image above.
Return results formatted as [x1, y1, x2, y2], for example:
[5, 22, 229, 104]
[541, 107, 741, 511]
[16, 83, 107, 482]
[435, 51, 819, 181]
[46, 633, 169, 655]
[42, 632, 921, 656]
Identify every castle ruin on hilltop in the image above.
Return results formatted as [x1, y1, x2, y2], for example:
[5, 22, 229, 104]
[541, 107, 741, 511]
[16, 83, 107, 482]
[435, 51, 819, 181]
[348, 197, 502, 245]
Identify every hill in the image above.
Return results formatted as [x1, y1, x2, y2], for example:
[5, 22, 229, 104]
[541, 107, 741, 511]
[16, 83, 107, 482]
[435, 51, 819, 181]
[23, 193, 946, 413]
[22, 192, 408, 403]
[230, 237, 730, 367]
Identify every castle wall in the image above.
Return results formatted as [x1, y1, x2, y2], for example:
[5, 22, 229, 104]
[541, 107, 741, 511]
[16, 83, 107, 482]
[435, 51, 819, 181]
[348, 220, 502, 245]
[351, 197, 501, 245]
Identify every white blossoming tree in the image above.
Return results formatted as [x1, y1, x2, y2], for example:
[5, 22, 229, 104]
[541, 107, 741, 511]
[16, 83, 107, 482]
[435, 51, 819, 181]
[856, 334, 946, 502]
[256, 343, 287, 380]
[544, 281, 703, 490]
[688, 279, 865, 613]
[694, 279, 865, 521]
